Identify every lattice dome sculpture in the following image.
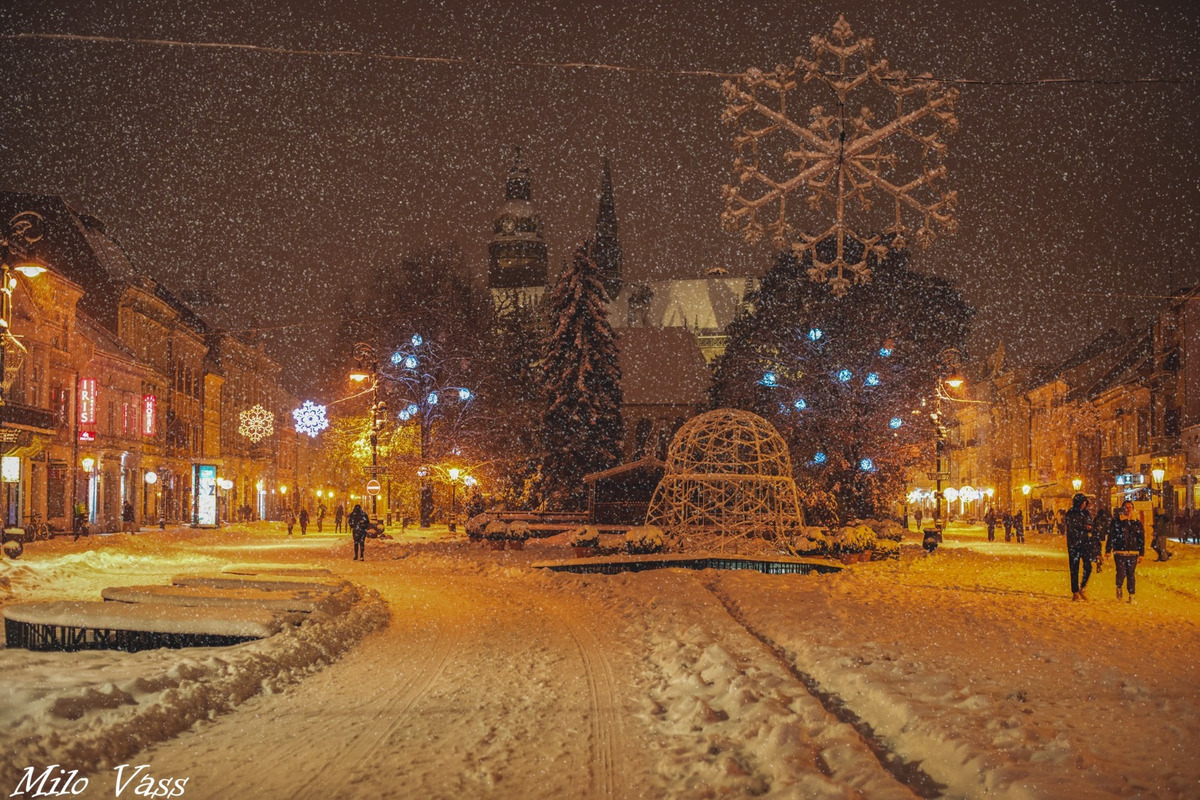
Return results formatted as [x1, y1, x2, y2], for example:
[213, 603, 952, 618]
[646, 409, 805, 551]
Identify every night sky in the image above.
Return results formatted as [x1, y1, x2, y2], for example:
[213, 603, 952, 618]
[1, 0, 1197, 383]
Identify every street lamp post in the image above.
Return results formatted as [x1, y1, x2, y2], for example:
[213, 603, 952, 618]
[447, 467, 460, 532]
[932, 348, 964, 531]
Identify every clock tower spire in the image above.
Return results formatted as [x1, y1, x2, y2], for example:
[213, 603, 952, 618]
[488, 147, 548, 310]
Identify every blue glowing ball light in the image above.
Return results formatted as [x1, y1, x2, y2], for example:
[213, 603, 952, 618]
[397, 409, 413, 421]
[760, 371, 778, 387]
[404, 355, 418, 370]
[813, 451, 827, 464]
[860, 458, 874, 471]
[458, 388, 472, 401]
[405, 403, 419, 417]
[837, 369, 852, 383]
[865, 372, 881, 386]
[889, 417, 904, 429]
[411, 334, 423, 347]
[427, 392, 439, 405]
[879, 347, 893, 357]
[793, 398, 807, 411]
[807, 328, 824, 342]
[390, 352, 404, 365]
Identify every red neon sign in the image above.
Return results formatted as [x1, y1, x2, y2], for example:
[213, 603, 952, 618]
[79, 378, 97, 425]
[143, 394, 157, 436]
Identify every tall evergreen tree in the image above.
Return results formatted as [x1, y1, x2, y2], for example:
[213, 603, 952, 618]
[539, 240, 624, 508]
[712, 245, 972, 522]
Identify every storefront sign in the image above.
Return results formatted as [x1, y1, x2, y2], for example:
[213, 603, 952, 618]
[143, 394, 157, 436]
[79, 378, 97, 425]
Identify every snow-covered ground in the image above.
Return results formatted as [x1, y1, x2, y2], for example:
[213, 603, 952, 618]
[1, 522, 1197, 799]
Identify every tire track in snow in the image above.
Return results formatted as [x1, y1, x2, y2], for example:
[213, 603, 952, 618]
[543, 597, 623, 800]
[699, 578, 947, 799]
[297, 620, 464, 798]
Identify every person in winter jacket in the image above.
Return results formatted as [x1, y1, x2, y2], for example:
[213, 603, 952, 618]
[1014, 510, 1025, 543]
[348, 504, 370, 561]
[298, 507, 309, 536]
[285, 507, 296, 536]
[1106, 500, 1145, 603]
[985, 507, 997, 542]
[1003, 511, 1013, 542]
[1064, 493, 1093, 601]
[335, 503, 345, 533]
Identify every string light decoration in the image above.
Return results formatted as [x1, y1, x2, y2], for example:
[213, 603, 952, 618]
[291, 400, 329, 437]
[238, 404, 274, 443]
[721, 15, 959, 296]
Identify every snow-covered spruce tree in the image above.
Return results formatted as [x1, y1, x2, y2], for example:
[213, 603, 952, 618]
[711, 244, 971, 523]
[539, 240, 624, 509]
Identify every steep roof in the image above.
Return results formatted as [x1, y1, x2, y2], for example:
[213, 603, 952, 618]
[617, 326, 710, 407]
[610, 277, 754, 332]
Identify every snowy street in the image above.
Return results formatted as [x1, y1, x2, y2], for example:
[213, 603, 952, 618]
[2, 524, 1198, 799]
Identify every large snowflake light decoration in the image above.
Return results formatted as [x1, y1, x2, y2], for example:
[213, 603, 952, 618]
[721, 15, 958, 296]
[238, 404, 275, 443]
[292, 400, 329, 438]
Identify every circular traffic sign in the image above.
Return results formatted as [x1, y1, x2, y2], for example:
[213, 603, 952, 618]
[366, 479, 381, 496]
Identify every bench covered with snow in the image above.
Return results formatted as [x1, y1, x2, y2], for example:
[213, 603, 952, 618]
[220, 565, 334, 577]
[4, 600, 302, 652]
[172, 573, 347, 593]
[102, 584, 325, 613]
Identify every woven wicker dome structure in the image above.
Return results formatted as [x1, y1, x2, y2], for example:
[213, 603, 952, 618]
[646, 409, 804, 549]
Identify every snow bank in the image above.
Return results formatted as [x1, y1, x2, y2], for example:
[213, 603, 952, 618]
[0, 581, 388, 784]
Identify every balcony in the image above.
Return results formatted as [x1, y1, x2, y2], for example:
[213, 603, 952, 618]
[1101, 455, 1129, 473]
[0, 402, 55, 437]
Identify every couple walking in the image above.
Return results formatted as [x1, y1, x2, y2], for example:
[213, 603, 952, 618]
[1065, 495, 1144, 603]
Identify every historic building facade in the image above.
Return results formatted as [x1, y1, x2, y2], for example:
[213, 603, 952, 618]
[0, 191, 300, 535]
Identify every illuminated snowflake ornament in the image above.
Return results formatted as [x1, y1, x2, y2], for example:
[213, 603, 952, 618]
[238, 404, 275, 443]
[721, 15, 959, 296]
[291, 401, 329, 438]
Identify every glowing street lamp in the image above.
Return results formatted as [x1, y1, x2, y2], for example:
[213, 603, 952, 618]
[1072, 478, 1082, 492]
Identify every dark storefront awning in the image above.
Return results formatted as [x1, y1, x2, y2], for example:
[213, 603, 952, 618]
[0, 402, 56, 447]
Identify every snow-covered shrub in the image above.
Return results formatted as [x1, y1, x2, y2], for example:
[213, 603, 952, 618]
[569, 526, 600, 547]
[872, 538, 901, 558]
[484, 520, 509, 541]
[3, 539, 22, 559]
[625, 525, 666, 554]
[831, 524, 877, 554]
[864, 518, 905, 542]
[466, 513, 491, 539]
[791, 526, 829, 555]
[505, 521, 531, 541]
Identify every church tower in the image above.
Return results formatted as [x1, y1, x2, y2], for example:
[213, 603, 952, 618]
[488, 148, 548, 310]
[592, 157, 623, 302]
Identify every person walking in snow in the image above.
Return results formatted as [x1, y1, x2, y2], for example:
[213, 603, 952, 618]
[1106, 499, 1145, 603]
[914, 507, 923, 531]
[1002, 510, 1013, 542]
[1013, 510, 1025, 543]
[298, 507, 309, 536]
[285, 507, 295, 536]
[335, 503, 345, 533]
[317, 503, 326, 533]
[985, 507, 997, 542]
[348, 503, 370, 561]
[1065, 493, 1093, 601]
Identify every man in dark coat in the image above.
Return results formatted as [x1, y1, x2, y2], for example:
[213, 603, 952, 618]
[335, 503, 345, 533]
[1014, 510, 1025, 543]
[985, 507, 997, 542]
[298, 507, 309, 536]
[348, 504, 370, 561]
[1106, 500, 1145, 603]
[1003, 511, 1013, 542]
[1064, 493, 1093, 601]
